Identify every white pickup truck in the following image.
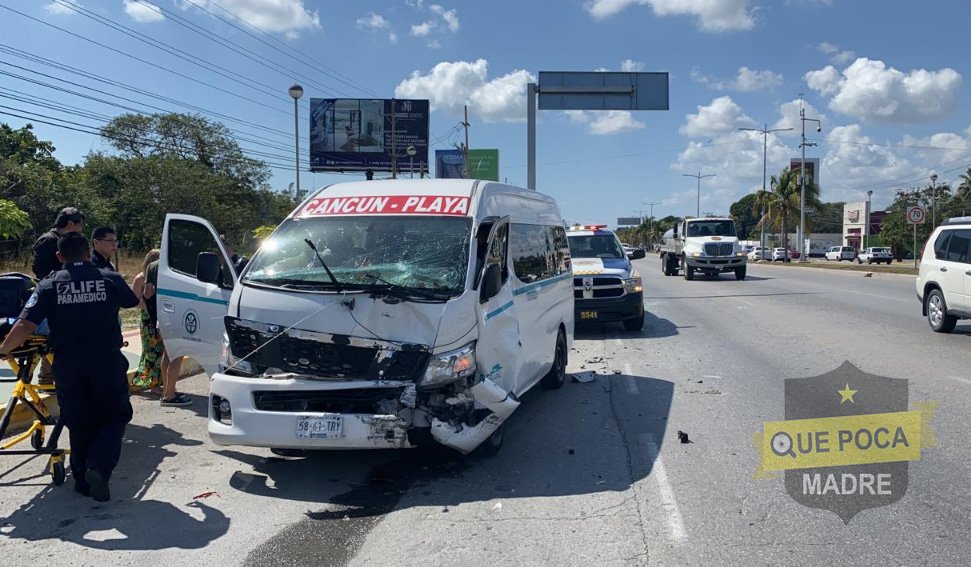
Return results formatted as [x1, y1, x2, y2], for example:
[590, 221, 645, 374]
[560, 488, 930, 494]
[858, 247, 893, 265]
[658, 217, 747, 280]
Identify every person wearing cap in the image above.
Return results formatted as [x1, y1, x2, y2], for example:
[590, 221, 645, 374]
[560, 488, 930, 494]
[31, 207, 85, 386]
[90, 227, 118, 271]
[0, 232, 139, 502]
[32, 207, 85, 280]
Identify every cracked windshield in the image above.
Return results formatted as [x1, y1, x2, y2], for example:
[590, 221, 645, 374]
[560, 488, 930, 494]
[0, 0, 968, 566]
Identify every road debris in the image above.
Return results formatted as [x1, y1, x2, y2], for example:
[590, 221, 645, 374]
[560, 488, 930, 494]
[678, 430, 692, 444]
[573, 372, 596, 383]
[192, 491, 221, 500]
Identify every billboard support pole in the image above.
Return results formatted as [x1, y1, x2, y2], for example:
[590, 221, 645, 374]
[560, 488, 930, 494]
[527, 83, 536, 190]
[391, 99, 397, 179]
[463, 106, 470, 179]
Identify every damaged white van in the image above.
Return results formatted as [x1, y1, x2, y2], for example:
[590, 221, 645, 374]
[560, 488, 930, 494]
[156, 179, 573, 455]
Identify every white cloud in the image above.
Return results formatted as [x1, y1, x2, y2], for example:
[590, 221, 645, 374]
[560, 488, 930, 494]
[395, 59, 535, 123]
[389, 32, 399, 43]
[44, 0, 79, 15]
[589, 112, 645, 135]
[680, 96, 756, 137]
[771, 98, 826, 135]
[820, 124, 914, 202]
[356, 13, 390, 30]
[691, 66, 783, 92]
[429, 4, 459, 32]
[805, 58, 962, 123]
[901, 129, 971, 170]
[411, 21, 436, 36]
[179, 0, 320, 34]
[620, 59, 645, 72]
[123, 0, 165, 23]
[426, 39, 442, 49]
[815, 41, 854, 65]
[585, 0, 754, 32]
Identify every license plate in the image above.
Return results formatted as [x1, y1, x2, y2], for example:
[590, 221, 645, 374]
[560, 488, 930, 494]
[296, 415, 344, 439]
[580, 310, 598, 320]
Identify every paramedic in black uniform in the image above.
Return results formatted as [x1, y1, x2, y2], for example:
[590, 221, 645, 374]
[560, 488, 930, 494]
[0, 232, 139, 502]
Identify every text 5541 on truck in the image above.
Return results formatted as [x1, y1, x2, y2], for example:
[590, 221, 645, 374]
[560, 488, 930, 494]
[154, 179, 574, 457]
[659, 216, 747, 281]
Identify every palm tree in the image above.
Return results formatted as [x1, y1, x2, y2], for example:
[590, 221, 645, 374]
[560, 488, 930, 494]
[957, 167, 971, 201]
[751, 167, 821, 253]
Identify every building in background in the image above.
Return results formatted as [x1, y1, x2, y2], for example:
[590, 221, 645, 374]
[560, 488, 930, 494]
[842, 202, 887, 249]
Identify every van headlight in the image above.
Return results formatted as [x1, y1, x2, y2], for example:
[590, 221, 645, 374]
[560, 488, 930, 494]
[623, 273, 642, 293]
[420, 343, 476, 388]
[690, 251, 702, 257]
[219, 333, 255, 376]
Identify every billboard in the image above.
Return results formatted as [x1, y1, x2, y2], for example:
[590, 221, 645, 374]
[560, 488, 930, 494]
[310, 99, 429, 173]
[435, 149, 500, 181]
[617, 217, 642, 226]
[790, 157, 820, 188]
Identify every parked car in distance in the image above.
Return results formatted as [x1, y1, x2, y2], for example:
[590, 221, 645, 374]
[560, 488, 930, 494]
[748, 246, 769, 261]
[915, 216, 971, 333]
[771, 247, 788, 262]
[825, 246, 857, 261]
[788, 249, 801, 260]
[858, 247, 893, 265]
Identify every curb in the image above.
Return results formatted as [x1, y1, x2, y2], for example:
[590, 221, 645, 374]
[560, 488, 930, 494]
[750, 261, 918, 279]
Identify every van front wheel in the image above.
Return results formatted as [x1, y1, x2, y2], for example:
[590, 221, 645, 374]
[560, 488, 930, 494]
[541, 331, 567, 389]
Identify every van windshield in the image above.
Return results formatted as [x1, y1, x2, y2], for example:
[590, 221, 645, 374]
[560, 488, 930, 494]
[243, 216, 472, 293]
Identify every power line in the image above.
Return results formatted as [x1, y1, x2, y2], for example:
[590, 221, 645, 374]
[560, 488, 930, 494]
[0, 3, 289, 117]
[131, 0, 351, 99]
[177, 0, 379, 98]
[49, 0, 292, 108]
[0, 43, 290, 141]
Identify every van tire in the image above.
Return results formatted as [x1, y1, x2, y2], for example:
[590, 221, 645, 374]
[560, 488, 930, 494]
[926, 289, 958, 333]
[541, 331, 567, 389]
[683, 258, 694, 281]
[475, 423, 504, 457]
[735, 267, 746, 280]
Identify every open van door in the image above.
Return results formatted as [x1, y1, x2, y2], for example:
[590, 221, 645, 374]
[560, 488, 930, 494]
[157, 214, 236, 378]
[474, 217, 523, 394]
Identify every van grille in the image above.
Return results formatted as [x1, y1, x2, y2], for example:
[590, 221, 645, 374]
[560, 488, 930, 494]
[225, 317, 429, 381]
[253, 388, 403, 413]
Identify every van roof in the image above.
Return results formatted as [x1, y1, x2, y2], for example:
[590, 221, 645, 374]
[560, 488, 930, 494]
[311, 178, 480, 199]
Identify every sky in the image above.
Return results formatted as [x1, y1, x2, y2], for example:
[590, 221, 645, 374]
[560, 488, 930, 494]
[2, 0, 971, 228]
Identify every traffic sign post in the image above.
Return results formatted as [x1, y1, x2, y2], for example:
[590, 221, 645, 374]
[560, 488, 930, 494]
[908, 206, 926, 268]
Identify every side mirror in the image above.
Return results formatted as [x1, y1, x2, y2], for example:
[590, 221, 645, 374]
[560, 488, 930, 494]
[480, 263, 502, 302]
[197, 252, 221, 284]
[632, 249, 646, 260]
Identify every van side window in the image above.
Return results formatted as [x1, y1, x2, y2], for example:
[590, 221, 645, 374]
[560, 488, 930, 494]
[168, 219, 233, 288]
[511, 224, 553, 284]
[934, 231, 952, 260]
[488, 223, 509, 283]
[550, 226, 571, 274]
[946, 230, 971, 263]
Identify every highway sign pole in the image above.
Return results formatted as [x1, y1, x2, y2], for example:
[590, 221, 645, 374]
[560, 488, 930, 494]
[914, 224, 917, 269]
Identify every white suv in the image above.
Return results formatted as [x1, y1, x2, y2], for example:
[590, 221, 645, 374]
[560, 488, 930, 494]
[916, 217, 971, 333]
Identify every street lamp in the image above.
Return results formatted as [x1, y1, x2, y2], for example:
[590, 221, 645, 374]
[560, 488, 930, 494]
[288, 84, 304, 201]
[799, 101, 821, 262]
[683, 172, 716, 217]
[866, 190, 873, 249]
[930, 173, 938, 227]
[406, 145, 417, 178]
[738, 124, 794, 253]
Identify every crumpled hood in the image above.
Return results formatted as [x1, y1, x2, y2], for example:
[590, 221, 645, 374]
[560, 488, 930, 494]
[571, 257, 631, 277]
[234, 285, 477, 351]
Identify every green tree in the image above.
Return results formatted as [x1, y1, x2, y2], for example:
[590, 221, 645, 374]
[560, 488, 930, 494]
[752, 167, 821, 252]
[0, 199, 31, 239]
[956, 167, 971, 201]
[729, 193, 758, 240]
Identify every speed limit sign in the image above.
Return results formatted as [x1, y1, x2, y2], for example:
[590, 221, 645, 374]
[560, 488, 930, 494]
[907, 206, 926, 225]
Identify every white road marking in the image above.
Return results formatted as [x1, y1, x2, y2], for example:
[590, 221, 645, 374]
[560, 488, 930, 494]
[837, 288, 911, 303]
[644, 433, 687, 544]
[624, 363, 639, 395]
[945, 375, 971, 387]
[614, 338, 625, 347]
[730, 296, 755, 307]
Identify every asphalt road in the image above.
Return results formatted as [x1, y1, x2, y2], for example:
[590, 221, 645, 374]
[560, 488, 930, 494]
[1, 260, 968, 566]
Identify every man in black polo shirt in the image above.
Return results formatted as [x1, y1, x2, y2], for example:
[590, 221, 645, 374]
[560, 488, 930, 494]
[1, 233, 139, 502]
[90, 227, 118, 271]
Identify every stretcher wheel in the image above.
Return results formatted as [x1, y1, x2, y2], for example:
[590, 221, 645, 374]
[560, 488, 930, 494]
[51, 460, 66, 486]
[30, 429, 44, 450]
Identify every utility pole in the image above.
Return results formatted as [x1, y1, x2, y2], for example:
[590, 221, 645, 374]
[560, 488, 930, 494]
[391, 98, 397, 179]
[643, 201, 661, 245]
[683, 172, 716, 217]
[462, 105, 470, 179]
[738, 124, 793, 255]
[799, 94, 821, 262]
[930, 173, 938, 228]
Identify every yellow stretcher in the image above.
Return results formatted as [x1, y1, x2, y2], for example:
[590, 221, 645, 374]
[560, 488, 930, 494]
[0, 335, 69, 485]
